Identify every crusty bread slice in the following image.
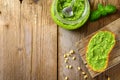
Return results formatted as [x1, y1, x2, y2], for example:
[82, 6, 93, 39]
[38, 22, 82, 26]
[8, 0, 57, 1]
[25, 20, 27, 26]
[86, 31, 116, 72]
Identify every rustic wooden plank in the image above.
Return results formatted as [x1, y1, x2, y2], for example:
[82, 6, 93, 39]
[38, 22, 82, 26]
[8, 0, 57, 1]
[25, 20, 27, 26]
[32, 0, 57, 79]
[58, 28, 93, 80]
[58, 0, 120, 80]
[21, 0, 36, 80]
[0, 0, 57, 80]
[0, 16, 4, 80]
[77, 18, 120, 78]
[21, 0, 57, 80]
[0, 0, 31, 80]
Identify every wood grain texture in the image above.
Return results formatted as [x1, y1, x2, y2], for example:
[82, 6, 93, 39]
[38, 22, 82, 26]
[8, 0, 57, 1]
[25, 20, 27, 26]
[58, 0, 120, 80]
[0, 0, 57, 80]
[0, 0, 120, 80]
[21, 0, 57, 80]
[0, 0, 31, 80]
[76, 18, 120, 78]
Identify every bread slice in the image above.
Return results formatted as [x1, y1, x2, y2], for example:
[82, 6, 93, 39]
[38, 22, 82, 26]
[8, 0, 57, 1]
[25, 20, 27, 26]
[86, 31, 116, 72]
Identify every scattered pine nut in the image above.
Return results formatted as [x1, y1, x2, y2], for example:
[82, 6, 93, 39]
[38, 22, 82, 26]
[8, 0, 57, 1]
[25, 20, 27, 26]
[82, 71, 86, 75]
[65, 58, 69, 63]
[65, 76, 68, 80]
[84, 75, 88, 79]
[67, 53, 70, 57]
[65, 58, 69, 60]
[66, 65, 69, 69]
[69, 65, 72, 69]
[78, 67, 81, 70]
[69, 50, 74, 54]
[72, 56, 76, 60]
[64, 54, 67, 58]
[65, 59, 68, 63]
[108, 77, 110, 80]
[69, 53, 72, 57]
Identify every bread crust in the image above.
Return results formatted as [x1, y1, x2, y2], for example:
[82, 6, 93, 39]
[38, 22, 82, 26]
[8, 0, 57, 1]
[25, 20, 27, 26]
[86, 31, 116, 72]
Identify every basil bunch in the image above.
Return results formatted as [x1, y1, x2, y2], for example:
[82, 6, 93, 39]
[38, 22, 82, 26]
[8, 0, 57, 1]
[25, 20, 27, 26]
[90, 3, 117, 21]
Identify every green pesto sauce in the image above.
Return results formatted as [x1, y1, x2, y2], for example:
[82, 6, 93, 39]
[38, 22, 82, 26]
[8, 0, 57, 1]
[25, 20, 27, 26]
[57, 0, 85, 21]
[51, 0, 90, 30]
[86, 31, 115, 71]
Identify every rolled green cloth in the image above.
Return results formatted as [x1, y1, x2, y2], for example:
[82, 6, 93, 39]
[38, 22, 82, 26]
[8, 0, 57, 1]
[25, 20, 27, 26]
[51, 0, 90, 30]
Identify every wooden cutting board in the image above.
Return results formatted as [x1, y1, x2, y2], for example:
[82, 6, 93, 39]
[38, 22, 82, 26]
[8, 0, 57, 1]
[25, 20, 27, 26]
[76, 18, 120, 78]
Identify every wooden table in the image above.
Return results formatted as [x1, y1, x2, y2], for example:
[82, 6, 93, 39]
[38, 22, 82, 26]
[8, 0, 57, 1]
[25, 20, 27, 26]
[0, 0, 120, 80]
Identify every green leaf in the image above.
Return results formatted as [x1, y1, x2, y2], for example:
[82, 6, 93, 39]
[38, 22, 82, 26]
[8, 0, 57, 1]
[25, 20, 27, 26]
[98, 3, 107, 16]
[105, 5, 117, 14]
[90, 10, 101, 21]
[98, 3, 104, 10]
[90, 3, 117, 22]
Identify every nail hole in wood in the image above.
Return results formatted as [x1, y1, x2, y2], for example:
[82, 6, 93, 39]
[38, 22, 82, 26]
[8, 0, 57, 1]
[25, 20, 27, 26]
[5, 24, 9, 28]
[33, 0, 39, 3]
[19, 0, 23, 4]
[18, 48, 23, 51]
[29, 2, 32, 5]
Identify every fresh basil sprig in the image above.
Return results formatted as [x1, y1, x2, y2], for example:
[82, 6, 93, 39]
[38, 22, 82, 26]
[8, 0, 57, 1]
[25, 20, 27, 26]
[90, 3, 117, 21]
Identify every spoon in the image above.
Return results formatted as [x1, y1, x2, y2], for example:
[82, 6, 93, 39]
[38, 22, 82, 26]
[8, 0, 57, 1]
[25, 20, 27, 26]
[62, 0, 76, 17]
